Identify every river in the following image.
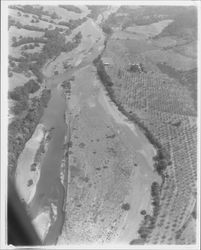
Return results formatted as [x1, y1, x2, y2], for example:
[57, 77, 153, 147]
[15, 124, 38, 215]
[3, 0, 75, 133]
[15, 8, 160, 245]
[29, 16, 106, 244]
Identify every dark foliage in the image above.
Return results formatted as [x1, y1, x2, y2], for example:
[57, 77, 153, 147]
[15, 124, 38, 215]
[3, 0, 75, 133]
[8, 89, 51, 177]
[101, 24, 113, 35]
[93, 56, 113, 87]
[58, 17, 87, 30]
[87, 6, 108, 20]
[121, 203, 130, 211]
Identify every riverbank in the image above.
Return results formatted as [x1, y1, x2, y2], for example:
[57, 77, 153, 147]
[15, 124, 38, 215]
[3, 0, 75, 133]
[93, 55, 171, 174]
[96, 67, 161, 243]
[93, 54, 165, 243]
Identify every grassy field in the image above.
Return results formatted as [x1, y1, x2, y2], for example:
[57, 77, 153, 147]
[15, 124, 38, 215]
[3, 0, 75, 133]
[126, 19, 173, 38]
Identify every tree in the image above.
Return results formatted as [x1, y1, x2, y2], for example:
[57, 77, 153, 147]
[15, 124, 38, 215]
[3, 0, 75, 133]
[12, 36, 17, 44]
[102, 24, 113, 35]
[121, 203, 130, 211]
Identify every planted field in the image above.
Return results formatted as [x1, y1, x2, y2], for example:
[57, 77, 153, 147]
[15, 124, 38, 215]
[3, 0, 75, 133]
[143, 49, 196, 71]
[173, 41, 197, 59]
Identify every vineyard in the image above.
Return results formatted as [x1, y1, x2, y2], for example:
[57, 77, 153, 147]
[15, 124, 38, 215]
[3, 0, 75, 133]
[101, 38, 197, 244]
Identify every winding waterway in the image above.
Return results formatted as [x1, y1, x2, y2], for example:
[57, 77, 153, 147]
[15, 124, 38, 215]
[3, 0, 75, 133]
[15, 10, 160, 245]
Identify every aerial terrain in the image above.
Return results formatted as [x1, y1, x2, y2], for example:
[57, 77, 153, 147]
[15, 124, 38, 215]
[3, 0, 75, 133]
[8, 4, 197, 246]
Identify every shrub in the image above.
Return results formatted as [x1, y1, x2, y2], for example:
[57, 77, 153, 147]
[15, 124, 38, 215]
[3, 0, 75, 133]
[27, 179, 33, 186]
[102, 24, 113, 35]
[140, 210, 147, 215]
[24, 79, 40, 94]
[121, 203, 130, 211]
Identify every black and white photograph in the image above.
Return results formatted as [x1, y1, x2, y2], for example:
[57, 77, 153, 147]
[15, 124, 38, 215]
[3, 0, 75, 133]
[0, 0, 200, 249]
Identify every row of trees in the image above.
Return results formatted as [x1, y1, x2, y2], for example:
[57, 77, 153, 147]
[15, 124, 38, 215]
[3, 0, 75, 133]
[12, 36, 47, 47]
[130, 182, 161, 244]
[21, 43, 40, 50]
[93, 56, 114, 87]
[58, 17, 87, 30]
[153, 148, 171, 177]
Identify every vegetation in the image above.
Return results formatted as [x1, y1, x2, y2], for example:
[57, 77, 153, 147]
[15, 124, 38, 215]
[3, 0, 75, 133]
[9, 5, 59, 19]
[9, 29, 82, 82]
[101, 5, 197, 37]
[8, 89, 51, 178]
[27, 179, 33, 186]
[87, 6, 108, 20]
[157, 63, 197, 109]
[101, 24, 113, 35]
[12, 36, 47, 47]
[58, 17, 87, 30]
[130, 182, 160, 244]
[9, 79, 40, 115]
[156, 7, 197, 40]
[153, 148, 171, 178]
[9, 18, 46, 31]
[93, 56, 113, 87]
[121, 203, 130, 211]
[93, 55, 170, 176]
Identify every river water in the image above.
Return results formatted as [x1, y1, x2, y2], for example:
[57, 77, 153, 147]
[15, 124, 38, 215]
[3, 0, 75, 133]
[16, 9, 160, 245]
[29, 18, 106, 244]
[30, 86, 67, 244]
